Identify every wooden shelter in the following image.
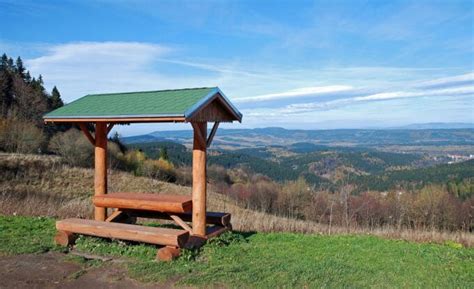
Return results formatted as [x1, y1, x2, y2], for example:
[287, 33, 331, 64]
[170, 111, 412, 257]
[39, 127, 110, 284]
[43, 87, 242, 260]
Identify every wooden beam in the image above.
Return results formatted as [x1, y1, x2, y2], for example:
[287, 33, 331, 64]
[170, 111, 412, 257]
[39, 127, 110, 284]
[94, 122, 108, 221]
[107, 123, 115, 134]
[78, 123, 95, 145]
[56, 218, 189, 247]
[205, 225, 229, 239]
[123, 210, 231, 227]
[44, 116, 186, 123]
[93, 193, 192, 214]
[206, 122, 220, 148]
[191, 122, 207, 236]
[169, 214, 193, 233]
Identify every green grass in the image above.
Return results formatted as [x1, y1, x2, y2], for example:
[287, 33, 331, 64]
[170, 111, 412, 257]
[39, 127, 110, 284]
[0, 215, 60, 254]
[0, 215, 473, 288]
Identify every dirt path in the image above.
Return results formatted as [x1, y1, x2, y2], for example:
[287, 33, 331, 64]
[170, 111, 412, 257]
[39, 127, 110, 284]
[0, 252, 174, 289]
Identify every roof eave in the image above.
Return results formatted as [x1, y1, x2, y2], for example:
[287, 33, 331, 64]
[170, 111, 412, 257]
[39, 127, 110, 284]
[43, 114, 186, 123]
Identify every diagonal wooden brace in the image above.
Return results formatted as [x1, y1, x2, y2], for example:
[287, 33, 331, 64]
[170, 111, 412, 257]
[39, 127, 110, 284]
[169, 214, 193, 233]
[206, 121, 219, 148]
[78, 123, 95, 145]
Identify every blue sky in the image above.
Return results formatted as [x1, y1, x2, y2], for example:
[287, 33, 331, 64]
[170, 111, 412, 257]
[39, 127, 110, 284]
[1, 0, 473, 135]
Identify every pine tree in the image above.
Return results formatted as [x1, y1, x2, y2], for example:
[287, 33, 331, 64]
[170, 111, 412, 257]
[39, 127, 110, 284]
[49, 86, 64, 109]
[110, 131, 127, 153]
[7, 57, 14, 69]
[160, 147, 169, 160]
[0, 59, 13, 117]
[16, 57, 25, 77]
[24, 71, 31, 83]
[0, 54, 8, 71]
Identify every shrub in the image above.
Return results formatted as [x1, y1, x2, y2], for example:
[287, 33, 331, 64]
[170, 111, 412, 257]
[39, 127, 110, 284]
[48, 129, 93, 167]
[0, 118, 45, 153]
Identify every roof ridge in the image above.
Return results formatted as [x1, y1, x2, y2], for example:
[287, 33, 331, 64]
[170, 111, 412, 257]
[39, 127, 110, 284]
[86, 87, 217, 97]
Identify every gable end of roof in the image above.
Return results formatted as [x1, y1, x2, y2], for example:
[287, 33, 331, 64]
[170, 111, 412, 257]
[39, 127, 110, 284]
[184, 87, 243, 122]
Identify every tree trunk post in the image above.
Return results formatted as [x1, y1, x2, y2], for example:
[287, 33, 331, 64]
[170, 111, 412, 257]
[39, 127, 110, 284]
[94, 122, 108, 221]
[191, 122, 207, 236]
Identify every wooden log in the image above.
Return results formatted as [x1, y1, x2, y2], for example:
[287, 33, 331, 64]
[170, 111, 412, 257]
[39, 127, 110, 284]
[191, 122, 207, 236]
[206, 226, 229, 239]
[123, 210, 231, 227]
[156, 246, 181, 261]
[54, 230, 76, 246]
[56, 218, 189, 247]
[93, 193, 192, 213]
[94, 122, 108, 221]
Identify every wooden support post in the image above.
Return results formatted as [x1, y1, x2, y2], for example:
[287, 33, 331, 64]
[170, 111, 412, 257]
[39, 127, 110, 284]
[94, 122, 108, 221]
[191, 122, 207, 236]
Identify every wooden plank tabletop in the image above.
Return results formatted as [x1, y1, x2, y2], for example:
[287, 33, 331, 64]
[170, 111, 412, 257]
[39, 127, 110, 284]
[93, 193, 192, 213]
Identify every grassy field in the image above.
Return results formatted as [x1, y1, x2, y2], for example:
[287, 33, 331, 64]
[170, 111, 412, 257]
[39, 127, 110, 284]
[1, 215, 472, 288]
[2, 153, 473, 247]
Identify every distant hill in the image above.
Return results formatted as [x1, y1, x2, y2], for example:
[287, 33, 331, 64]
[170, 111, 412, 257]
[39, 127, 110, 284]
[121, 127, 474, 148]
[394, 123, 474, 129]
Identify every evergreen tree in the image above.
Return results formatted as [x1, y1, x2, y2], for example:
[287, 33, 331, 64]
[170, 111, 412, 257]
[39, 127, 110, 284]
[24, 71, 31, 83]
[7, 57, 14, 69]
[0, 61, 13, 117]
[160, 147, 169, 160]
[49, 86, 64, 109]
[110, 131, 127, 153]
[0, 54, 8, 71]
[15, 57, 25, 77]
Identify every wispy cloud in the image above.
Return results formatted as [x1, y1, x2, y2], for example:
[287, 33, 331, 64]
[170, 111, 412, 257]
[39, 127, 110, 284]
[24, 42, 212, 103]
[416, 72, 474, 89]
[234, 85, 354, 103]
[245, 73, 474, 116]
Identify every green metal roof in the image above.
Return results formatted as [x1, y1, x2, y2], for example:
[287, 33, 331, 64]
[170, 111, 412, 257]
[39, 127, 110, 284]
[43, 87, 242, 121]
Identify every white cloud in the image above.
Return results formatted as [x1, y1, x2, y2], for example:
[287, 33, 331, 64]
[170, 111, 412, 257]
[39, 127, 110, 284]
[256, 84, 474, 116]
[28, 41, 170, 70]
[417, 72, 474, 88]
[354, 86, 474, 101]
[24, 42, 217, 105]
[234, 85, 354, 103]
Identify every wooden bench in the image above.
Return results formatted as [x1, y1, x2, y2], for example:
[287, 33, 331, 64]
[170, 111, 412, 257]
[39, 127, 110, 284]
[93, 193, 192, 213]
[55, 218, 189, 248]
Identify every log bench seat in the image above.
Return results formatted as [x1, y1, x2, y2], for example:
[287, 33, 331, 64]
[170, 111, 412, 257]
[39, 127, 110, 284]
[93, 193, 192, 213]
[55, 218, 189, 247]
